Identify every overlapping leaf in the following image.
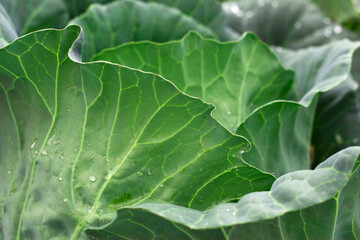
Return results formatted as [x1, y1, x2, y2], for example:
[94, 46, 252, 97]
[132, 0, 238, 41]
[94, 32, 293, 131]
[223, 0, 358, 49]
[93, 32, 314, 176]
[69, 0, 216, 61]
[0, 25, 276, 239]
[274, 40, 360, 164]
[94, 32, 360, 176]
[87, 147, 360, 240]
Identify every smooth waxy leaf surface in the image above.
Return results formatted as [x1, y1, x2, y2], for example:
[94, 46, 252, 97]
[0, 26, 276, 239]
[87, 147, 360, 240]
[69, 0, 216, 61]
[223, 0, 358, 49]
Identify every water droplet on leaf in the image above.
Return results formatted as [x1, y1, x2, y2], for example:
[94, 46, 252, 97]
[333, 25, 342, 34]
[41, 150, 48, 156]
[137, 171, 143, 177]
[58, 177, 63, 181]
[63, 197, 68, 202]
[257, 0, 265, 7]
[147, 169, 152, 176]
[89, 176, 96, 182]
[295, 22, 302, 29]
[246, 11, 254, 18]
[271, 1, 279, 8]
[31, 142, 36, 149]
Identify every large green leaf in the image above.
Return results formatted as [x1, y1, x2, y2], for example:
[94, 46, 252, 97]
[86, 147, 360, 240]
[94, 32, 293, 131]
[136, 0, 239, 41]
[0, 25, 276, 239]
[274, 40, 360, 164]
[93, 32, 313, 176]
[69, 0, 216, 61]
[94, 31, 360, 176]
[223, 0, 359, 49]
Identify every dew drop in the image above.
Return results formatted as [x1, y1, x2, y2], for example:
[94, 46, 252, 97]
[137, 171, 143, 177]
[294, 22, 302, 29]
[227, 164, 232, 170]
[7, 170, 11, 174]
[226, 208, 231, 212]
[159, 183, 164, 188]
[324, 27, 332, 37]
[271, 1, 279, 8]
[232, 154, 236, 157]
[58, 176, 63, 181]
[41, 149, 48, 156]
[88, 209, 92, 214]
[147, 169, 152, 176]
[47, 135, 56, 145]
[257, 0, 265, 7]
[89, 176, 96, 182]
[229, 4, 243, 17]
[63, 197, 68, 202]
[227, 110, 231, 115]
[333, 25, 342, 34]
[246, 11, 254, 18]
[234, 166, 238, 172]
[31, 142, 36, 149]
[34, 149, 39, 155]
[73, 148, 78, 153]
[335, 133, 343, 144]
[97, 208, 103, 215]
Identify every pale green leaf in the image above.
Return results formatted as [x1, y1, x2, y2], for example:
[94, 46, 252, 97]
[87, 147, 360, 240]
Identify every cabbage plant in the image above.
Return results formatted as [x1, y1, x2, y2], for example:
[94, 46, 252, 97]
[1, 0, 360, 239]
